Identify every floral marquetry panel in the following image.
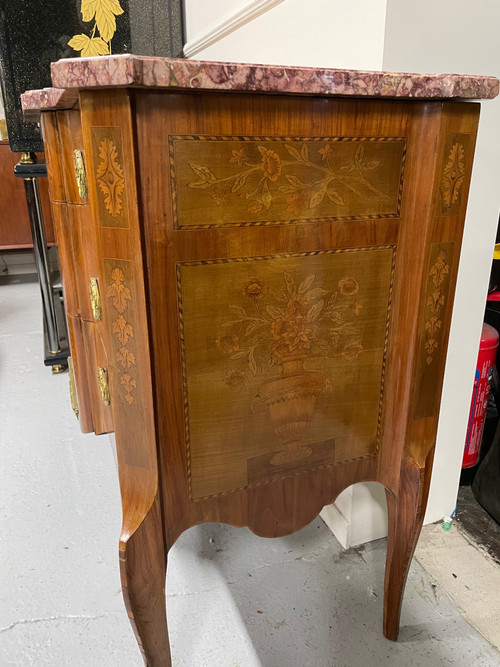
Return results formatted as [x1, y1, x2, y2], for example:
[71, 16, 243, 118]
[169, 136, 406, 229]
[103, 258, 149, 469]
[177, 246, 395, 499]
[91, 126, 129, 228]
[437, 134, 470, 217]
[414, 243, 455, 419]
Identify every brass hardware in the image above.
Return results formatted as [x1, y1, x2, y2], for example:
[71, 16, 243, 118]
[73, 149, 88, 199]
[67, 357, 80, 418]
[20, 152, 35, 165]
[97, 367, 111, 406]
[89, 277, 102, 321]
[51, 363, 65, 374]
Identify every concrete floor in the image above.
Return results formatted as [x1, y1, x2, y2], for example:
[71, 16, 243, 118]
[1, 277, 500, 666]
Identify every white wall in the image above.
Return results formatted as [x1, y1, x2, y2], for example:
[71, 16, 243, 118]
[184, 0, 388, 69]
[182, 0, 500, 545]
[383, 0, 500, 524]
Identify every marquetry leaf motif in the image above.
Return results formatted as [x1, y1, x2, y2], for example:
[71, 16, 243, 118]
[107, 265, 138, 406]
[429, 251, 450, 287]
[112, 315, 134, 346]
[96, 138, 125, 218]
[107, 269, 131, 313]
[116, 347, 136, 369]
[424, 249, 450, 365]
[442, 142, 465, 207]
[120, 374, 136, 404]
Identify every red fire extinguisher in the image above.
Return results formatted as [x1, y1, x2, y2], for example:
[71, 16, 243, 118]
[463, 323, 499, 468]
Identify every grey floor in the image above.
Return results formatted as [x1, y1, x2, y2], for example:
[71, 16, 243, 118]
[1, 277, 500, 667]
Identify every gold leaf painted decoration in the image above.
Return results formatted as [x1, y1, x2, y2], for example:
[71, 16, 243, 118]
[108, 267, 137, 405]
[96, 138, 125, 218]
[424, 249, 450, 365]
[69, 0, 124, 56]
[442, 142, 465, 207]
[67, 34, 109, 57]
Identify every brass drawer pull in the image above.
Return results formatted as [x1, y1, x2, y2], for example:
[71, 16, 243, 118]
[97, 367, 111, 406]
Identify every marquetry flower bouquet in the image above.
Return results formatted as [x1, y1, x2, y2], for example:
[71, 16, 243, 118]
[216, 270, 364, 465]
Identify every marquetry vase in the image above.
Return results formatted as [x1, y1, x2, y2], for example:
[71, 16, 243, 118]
[258, 355, 326, 464]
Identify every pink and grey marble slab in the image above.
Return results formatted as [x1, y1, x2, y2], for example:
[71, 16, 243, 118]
[21, 87, 78, 119]
[21, 54, 499, 115]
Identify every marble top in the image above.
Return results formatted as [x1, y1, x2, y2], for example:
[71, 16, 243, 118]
[21, 54, 499, 114]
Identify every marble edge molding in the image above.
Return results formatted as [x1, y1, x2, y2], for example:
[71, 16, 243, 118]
[21, 87, 79, 119]
[49, 54, 500, 100]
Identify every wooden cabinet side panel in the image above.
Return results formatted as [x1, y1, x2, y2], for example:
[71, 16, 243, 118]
[375, 104, 444, 487]
[134, 91, 443, 543]
[406, 103, 481, 466]
[40, 114, 66, 203]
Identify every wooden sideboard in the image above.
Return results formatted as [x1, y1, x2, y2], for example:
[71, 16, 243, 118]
[0, 142, 54, 249]
[22, 56, 498, 666]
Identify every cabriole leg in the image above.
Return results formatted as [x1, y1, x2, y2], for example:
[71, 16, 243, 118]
[383, 451, 434, 640]
[119, 497, 171, 666]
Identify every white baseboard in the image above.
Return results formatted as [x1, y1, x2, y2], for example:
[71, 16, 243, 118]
[184, 0, 285, 59]
[320, 503, 351, 550]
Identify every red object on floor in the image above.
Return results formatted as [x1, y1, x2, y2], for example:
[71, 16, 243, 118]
[463, 323, 499, 468]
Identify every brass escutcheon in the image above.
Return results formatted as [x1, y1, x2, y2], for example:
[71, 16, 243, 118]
[89, 277, 102, 321]
[73, 149, 88, 200]
[68, 356, 79, 419]
[97, 367, 111, 406]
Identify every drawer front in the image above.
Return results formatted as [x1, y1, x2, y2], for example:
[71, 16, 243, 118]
[41, 111, 114, 437]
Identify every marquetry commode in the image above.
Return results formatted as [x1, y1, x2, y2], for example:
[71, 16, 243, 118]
[22, 56, 498, 665]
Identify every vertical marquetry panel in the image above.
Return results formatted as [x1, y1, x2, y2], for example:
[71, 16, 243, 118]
[79, 89, 159, 536]
[90, 126, 130, 229]
[414, 242, 455, 418]
[406, 103, 480, 465]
